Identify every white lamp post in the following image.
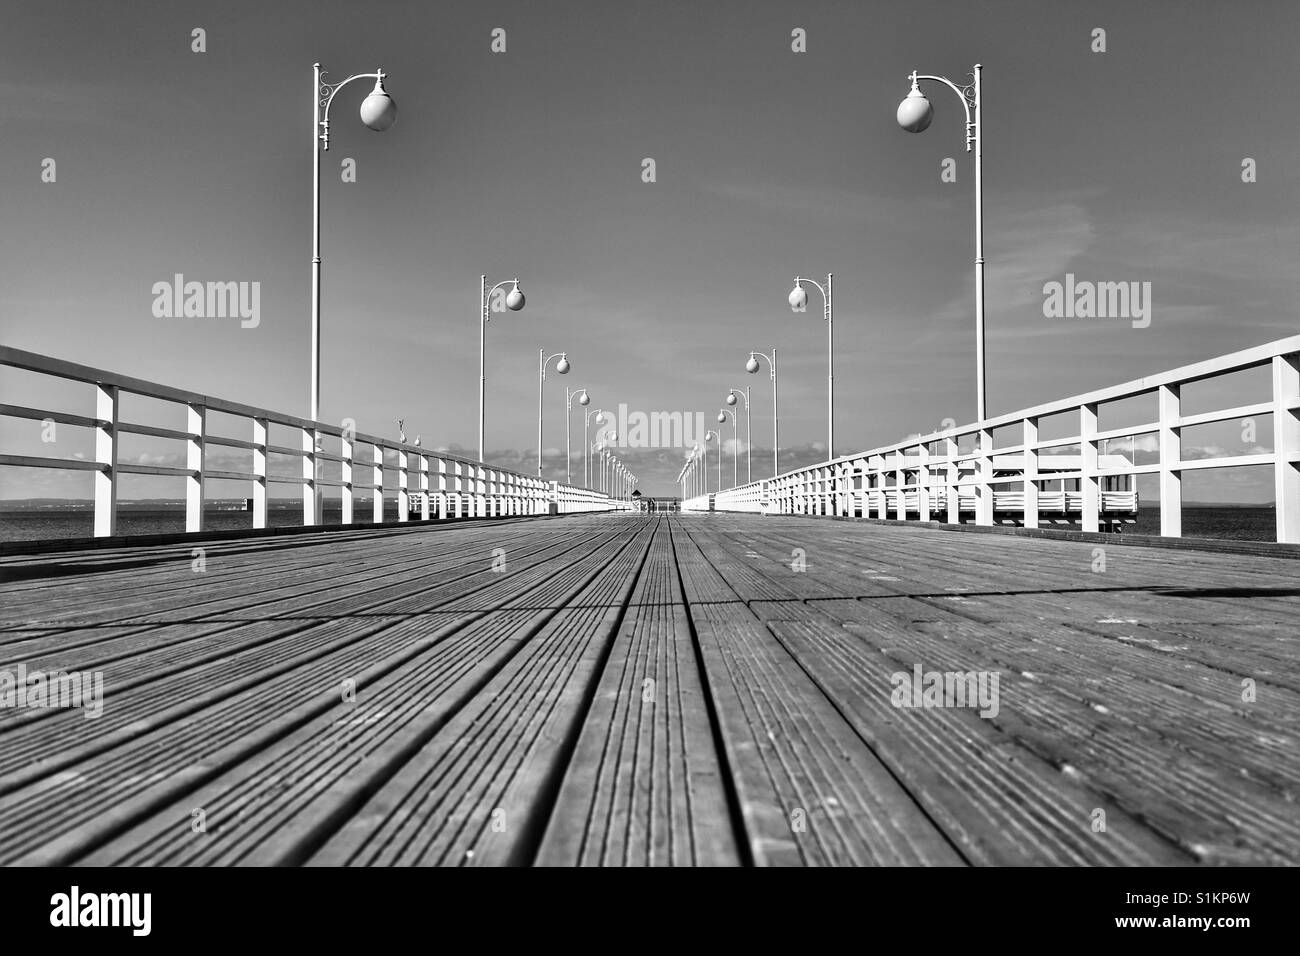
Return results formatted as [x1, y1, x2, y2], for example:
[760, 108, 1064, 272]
[789, 274, 834, 459]
[312, 64, 397, 425]
[897, 64, 986, 420]
[746, 350, 779, 477]
[537, 349, 570, 477]
[591, 433, 616, 492]
[725, 386, 751, 484]
[584, 408, 606, 487]
[704, 430, 720, 493]
[565, 386, 590, 485]
[478, 276, 526, 461]
[718, 409, 738, 488]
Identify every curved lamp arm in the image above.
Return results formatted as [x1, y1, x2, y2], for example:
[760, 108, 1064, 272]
[792, 275, 829, 301]
[725, 387, 749, 410]
[910, 70, 978, 151]
[541, 351, 568, 381]
[482, 278, 521, 324]
[566, 386, 590, 410]
[749, 350, 777, 382]
[318, 69, 386, 151]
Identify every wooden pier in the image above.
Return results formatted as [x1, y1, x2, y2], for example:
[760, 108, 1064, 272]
[1, 513, 1297, 866]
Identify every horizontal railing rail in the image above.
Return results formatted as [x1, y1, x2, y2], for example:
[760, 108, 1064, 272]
[682, 335, 1300, 543]
[1, 346, 629, 538]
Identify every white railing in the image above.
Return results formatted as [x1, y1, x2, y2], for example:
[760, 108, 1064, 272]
[0, 346, 627, 538]
[554, 482, 634, 514]
[683, 335, 1300, 543]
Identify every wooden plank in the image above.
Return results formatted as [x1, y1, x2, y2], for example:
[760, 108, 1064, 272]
[4, 520, 640, 865]
[537, 522, 740, 865]
[671, 522, 963, 866]
[684, 515, 1300, 864]
[1, 511, 1294, 867]
[302, 521, 657, 866]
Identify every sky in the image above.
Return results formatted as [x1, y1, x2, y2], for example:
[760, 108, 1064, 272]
[2, 0, 1298, 500]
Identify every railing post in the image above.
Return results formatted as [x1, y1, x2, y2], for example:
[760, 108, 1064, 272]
[372, 443, 384, 524]
[1273, 352, 1300, 543]
[977, 428, 994, 526]
[1023, 417, 1039, 530]
[894, 450, 906, 520]
[453, 460, 464, 517]
[186, 402, 206, 533]
[302, 426, 318, 526]
[1081, 403, 1100, 533]
[918, 443, 931, 521]
[944, 436, 959, 524]
[252, 416, 268, 529]
[1159, 384, 1182, 536]
[340, 432, 354, 525]
[420, 455, 430, 520]
[398, 449, 409, 522]
[437, 458, 448, 519]
[862, 468, 871, 518]
[94, 384, 119, 537]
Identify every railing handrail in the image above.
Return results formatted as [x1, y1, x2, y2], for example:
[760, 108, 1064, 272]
[1, 345, 628, 536]
[755, 334, 1300, 479]
[709, 334, 1300, 493]
[689, 334, 1300, 543]
[0, 344, 506, 472]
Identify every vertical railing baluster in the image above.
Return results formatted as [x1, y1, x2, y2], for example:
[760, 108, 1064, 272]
[94, 384, 119, 537]
[1273, 352, 1300, 543]
[1159, 384, 1182, 536]
[302, 426, 317, 526]
[420, 454, 430, 520]
[398, 448, 409, 522]
[894, 450, 906, 520]
[1023, 417, 1039, 530]
[944, 435, 959, 524]
[341, 432, 354, 525]
[918, 442, 931, 521]
[869, 458, 880, 518]
[372, 443, 384, 524]
[437, 457, 448, 519]
[977, 428, 994, 526]
[252, 417, 268, 529]
[1081, 402, 1100, 532]
[186, 402, 206, 533]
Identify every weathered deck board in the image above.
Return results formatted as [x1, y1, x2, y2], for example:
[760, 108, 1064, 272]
[0, 512, 1296, 866]
[537, 522, 740, 866]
